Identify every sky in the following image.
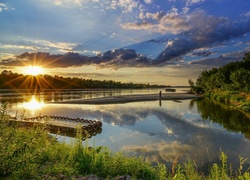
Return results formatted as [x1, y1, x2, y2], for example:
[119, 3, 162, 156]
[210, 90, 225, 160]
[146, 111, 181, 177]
[0, 0, 250, 86]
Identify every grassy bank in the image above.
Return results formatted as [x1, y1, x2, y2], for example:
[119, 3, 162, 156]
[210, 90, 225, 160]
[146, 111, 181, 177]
[1, 106, 250, 179]
[204, 90, 250, 113]
[0, 121, 166, 179]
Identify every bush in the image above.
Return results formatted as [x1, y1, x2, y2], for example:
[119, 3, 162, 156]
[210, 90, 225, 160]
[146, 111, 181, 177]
[240, 103, 250, 112]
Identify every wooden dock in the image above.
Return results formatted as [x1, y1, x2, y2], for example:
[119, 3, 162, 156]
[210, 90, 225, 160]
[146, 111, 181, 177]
[7, 115, 102, 139]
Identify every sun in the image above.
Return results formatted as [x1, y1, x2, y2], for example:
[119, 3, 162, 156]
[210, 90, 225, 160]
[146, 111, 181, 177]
[23, 66, 45, 76]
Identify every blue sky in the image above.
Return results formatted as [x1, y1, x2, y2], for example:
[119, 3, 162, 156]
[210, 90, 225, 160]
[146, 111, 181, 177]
[0, 0, 250, 85]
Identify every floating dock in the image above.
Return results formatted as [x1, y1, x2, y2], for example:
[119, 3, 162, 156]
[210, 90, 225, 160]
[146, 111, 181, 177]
[7, 115, 102, 139]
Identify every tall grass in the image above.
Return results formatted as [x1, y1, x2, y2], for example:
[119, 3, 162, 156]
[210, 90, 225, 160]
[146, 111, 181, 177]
[0, 105, 166, 179]
[208, 90, 250, 113]
[0, 104, 250, 179]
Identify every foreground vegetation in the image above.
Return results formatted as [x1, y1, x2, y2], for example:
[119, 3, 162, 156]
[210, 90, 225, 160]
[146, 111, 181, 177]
[190, 52, 250, 113]
[0, 115, 166, 179]
[1, 105, 250, 179]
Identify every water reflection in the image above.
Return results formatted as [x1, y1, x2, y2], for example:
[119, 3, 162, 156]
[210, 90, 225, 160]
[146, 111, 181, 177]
[21, 95, 45, 111]
[50, 128, 103, 140]
[194, 98, 250, 139]
[3, 91, 250, 171]
[0, 89, 166, 104]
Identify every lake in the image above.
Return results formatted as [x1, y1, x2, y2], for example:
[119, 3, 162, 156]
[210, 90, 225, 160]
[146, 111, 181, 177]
[1, 88, 250, 171]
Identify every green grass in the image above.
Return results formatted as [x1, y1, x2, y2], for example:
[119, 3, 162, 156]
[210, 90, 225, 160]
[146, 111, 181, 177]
[206, 90, 250, 113]
[0, 113, 166, 179]
[0, 104, 250, 179]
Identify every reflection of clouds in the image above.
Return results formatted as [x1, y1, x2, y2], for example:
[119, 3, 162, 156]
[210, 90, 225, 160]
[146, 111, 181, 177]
[13, 101, 250, 169]
[84, 105, 150, 126]
[122, 140, 194, 165]
[107, 108, 250, 169]
[121, 132, 250, 169]
[83, 105, 250, 168]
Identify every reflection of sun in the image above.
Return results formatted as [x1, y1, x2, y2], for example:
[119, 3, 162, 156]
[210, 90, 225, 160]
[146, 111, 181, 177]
[22, 96, 45, 110]
[23, 66, 45, 76]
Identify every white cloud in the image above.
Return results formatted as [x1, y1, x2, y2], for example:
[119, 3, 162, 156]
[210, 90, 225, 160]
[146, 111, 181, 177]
[52, 0, 139, 15]
[106, 0, 138, 13]
[25, 38, 77, 52]
[158, 12, 190, 34]
[0, 3, 7, 12]
[110, 33, 117, 38]
[139, 12, 145, 19]
[0, 3, 14, 12]
[122, 9, 190, 34]
[182, 7, 190, 14]
[145, 11, 165, 21]
[186, 0, 205, 6]
[54, 0, 62, 6]
[0, 36, 77, 54]
[245, 10, 250, 17]
[0, 53, 15, 59]
[44, 41, 77, 50]
[144, 0, 153, 4]
[53, 0, 80, 5]
[0, 44, 39, 51]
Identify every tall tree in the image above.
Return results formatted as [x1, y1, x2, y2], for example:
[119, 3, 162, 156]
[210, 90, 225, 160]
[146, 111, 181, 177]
[243, 52, 250, 62]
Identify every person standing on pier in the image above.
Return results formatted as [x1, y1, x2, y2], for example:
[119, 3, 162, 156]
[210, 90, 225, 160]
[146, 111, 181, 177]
[159, 91, 162, 99]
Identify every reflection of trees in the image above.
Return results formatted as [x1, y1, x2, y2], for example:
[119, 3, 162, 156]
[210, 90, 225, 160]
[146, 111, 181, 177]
[193, 98, 250, 135]
[0, 90, 124, 104]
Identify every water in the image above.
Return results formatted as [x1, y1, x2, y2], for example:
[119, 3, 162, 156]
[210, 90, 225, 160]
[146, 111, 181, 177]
[1, 89, 250, 170]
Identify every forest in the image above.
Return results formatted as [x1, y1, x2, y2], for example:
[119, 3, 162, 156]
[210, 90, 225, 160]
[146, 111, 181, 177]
[0, 71, 166, 90]
[190, 52, 250, 113]
[191, 52, 250, 94]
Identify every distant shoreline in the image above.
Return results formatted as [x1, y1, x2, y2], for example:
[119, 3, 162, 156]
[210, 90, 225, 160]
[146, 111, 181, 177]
[52, 93, 199, 104]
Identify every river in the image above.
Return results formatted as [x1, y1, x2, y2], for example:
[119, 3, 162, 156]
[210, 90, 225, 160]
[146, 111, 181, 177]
[1, 88, 250, 171]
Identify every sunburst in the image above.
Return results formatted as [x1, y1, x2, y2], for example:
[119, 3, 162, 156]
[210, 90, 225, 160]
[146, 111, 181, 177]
[23, 66, 45, 76]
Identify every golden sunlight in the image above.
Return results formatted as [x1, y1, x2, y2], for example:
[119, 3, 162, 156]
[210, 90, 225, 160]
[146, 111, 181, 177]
[23, 66, 45, 76]
[21, 96, 45, 111]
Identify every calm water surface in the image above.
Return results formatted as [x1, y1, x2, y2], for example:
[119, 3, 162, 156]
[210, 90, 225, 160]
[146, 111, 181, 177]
[1, 89, 250, 170]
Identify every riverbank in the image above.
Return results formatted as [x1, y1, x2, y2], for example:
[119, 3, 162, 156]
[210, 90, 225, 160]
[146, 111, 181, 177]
[204, 90, 250, 113]
[53, 93, 199, 104]
[1, 115, 249, 179]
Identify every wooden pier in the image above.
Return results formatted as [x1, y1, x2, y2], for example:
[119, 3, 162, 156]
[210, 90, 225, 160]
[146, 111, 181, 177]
[7, 115, 103, 139]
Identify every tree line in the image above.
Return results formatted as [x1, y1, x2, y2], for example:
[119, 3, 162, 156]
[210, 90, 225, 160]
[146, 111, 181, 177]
[190, 52, 250, 94]
[0, 71, 166, 90]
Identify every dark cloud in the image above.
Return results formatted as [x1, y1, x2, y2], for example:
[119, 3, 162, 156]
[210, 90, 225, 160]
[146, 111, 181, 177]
[95, 49, 152, 69]
[154, 38, 195, 64]
[0, 52, 92, 68]
[192, 50, 211, 57]
[154, 11, 250, 64]
[189, 51, 246, 66]
[101, 49, 138, 60]
[0, 49, 153, 69]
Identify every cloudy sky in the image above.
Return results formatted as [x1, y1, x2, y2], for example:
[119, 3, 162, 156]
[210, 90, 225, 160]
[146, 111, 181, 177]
[0, 0, 250, 85]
